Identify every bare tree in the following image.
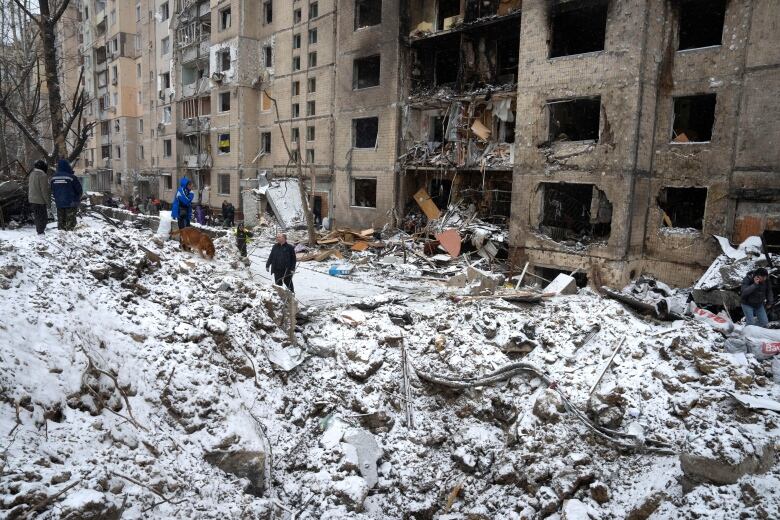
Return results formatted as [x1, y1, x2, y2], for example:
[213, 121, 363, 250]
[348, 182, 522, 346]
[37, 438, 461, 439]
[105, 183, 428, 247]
[0, 0, 94, 168]
[264, 89, 318, 247]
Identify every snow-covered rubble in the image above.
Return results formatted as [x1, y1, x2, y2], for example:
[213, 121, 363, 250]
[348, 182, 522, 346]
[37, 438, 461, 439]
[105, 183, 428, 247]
[2, 219, 780, 519]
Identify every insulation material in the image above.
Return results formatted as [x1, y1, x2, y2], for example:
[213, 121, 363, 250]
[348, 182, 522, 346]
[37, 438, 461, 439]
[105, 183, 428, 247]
[492, 98, 515, 122]
[410, 21, 433, 38]
[443, 15, 463, 30]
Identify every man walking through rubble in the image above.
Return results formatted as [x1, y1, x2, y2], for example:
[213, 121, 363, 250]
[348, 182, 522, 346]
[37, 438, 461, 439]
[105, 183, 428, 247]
[50, 159, 83, 231]
[266, 233, 296, 292]
[28, 160, 50, 235]
[741, 268, 773, 328]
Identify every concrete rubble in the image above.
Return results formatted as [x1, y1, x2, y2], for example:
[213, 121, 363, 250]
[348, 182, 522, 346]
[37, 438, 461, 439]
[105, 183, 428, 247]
[2, 216, 780, 519]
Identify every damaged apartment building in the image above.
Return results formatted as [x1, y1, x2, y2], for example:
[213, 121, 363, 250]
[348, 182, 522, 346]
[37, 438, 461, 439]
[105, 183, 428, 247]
[510, 0, 780, 287]
[65, 0, 780, 287]
[398, 0, 780, 287]
[400, 0, 523, 229]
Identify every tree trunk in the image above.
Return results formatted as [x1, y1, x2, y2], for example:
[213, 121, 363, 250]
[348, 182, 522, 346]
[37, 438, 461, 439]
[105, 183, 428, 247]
[38, 0, 67, 160]
[295, 141, 317, 247]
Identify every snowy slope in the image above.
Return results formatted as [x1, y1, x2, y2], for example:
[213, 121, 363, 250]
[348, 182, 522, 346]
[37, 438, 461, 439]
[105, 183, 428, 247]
[1, 219, 779, 519]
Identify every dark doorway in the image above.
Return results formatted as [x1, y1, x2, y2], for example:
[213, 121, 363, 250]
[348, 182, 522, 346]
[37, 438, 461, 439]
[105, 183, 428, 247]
[430, 178, 452, 209]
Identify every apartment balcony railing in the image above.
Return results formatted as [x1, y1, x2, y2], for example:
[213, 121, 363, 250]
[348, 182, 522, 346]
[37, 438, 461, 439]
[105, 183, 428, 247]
[183, 153, 212, 169]
[180, 77, 210, 98]
[180, 116, 211, 132]
[180, 39, 210, 64]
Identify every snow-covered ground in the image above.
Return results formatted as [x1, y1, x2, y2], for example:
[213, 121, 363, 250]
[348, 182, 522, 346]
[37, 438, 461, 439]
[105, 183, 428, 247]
[1, 218, 780, 519]
[246, 244, 381, 306]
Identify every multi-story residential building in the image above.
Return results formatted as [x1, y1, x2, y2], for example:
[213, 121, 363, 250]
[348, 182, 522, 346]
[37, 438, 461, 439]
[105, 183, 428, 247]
[508, 0, 780, 287]
[63, 0, 779, 288]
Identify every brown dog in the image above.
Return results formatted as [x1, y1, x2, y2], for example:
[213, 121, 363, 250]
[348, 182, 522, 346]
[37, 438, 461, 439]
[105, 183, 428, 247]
[170, 227, 215, 260]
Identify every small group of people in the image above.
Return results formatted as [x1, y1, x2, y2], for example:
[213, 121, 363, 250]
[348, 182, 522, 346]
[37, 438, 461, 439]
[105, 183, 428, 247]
[28, 159, 83, 234]
[169, 177, 295, 292]
[170, 178, 235, 229]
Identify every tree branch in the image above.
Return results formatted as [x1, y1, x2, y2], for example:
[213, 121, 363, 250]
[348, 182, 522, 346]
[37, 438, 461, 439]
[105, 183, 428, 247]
[10, 0, 38, 26]
[51, 0, 72, 24]
[0, 99, 49, 159]
[67, 121, 94, 164]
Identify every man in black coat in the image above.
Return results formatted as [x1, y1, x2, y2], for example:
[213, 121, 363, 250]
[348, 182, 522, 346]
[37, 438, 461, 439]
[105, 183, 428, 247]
[741, 268, 773, 328]
[266, 233, 296, 292]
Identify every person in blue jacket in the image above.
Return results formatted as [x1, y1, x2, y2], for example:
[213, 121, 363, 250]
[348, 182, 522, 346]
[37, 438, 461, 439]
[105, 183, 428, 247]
[171, 177, 194, 229]
[50, 159, 83, 231]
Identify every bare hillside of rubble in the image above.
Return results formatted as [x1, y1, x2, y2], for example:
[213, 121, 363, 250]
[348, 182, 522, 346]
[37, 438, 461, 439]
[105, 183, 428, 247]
[1, 220, 779, 519]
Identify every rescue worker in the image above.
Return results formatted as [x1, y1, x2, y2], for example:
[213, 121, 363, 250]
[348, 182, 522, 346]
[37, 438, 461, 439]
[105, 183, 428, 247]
[50, 159, 83, 231]
[171, 177, 194, 229]
[235, 222, 252, 258]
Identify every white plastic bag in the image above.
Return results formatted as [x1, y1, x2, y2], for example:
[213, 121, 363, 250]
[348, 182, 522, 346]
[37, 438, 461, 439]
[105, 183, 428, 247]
[157, 210, 173, 239]
[743, 325, 780, 360]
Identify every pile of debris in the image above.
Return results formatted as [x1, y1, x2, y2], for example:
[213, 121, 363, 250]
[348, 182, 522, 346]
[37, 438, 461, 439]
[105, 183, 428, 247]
[602, 277, 689, 321]
[601, 235, 778, 328]
[401, 97, 515, 171]
[693, 235, 778, 311]
[287, 188, 509, 285]
[399, 140, 512, 170]
[3, 219, 780, 518]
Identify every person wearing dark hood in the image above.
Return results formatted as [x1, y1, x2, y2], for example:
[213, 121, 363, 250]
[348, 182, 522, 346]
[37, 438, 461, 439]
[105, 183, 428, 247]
[741, 268, 773, 328]
[50, 159, 83, 231]
[265, 233, 296, 292]
[171, 177, 194, 229]
[28, 159, 50, 235]
[221, 200, 235, 228]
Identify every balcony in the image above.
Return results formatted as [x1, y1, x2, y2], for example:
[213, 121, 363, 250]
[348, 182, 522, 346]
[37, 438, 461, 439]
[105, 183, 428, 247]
[183, 153, 211, 169]
[180, 39, 210, 64]
[180, 116, 211, 133]
[181, 77, 210, 98]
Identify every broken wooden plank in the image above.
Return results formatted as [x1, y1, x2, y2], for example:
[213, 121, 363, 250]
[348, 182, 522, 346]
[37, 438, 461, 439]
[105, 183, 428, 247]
[470, 119, 491, 140]
[351, 241, 369, 252]
[413, 188, 441, 221]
